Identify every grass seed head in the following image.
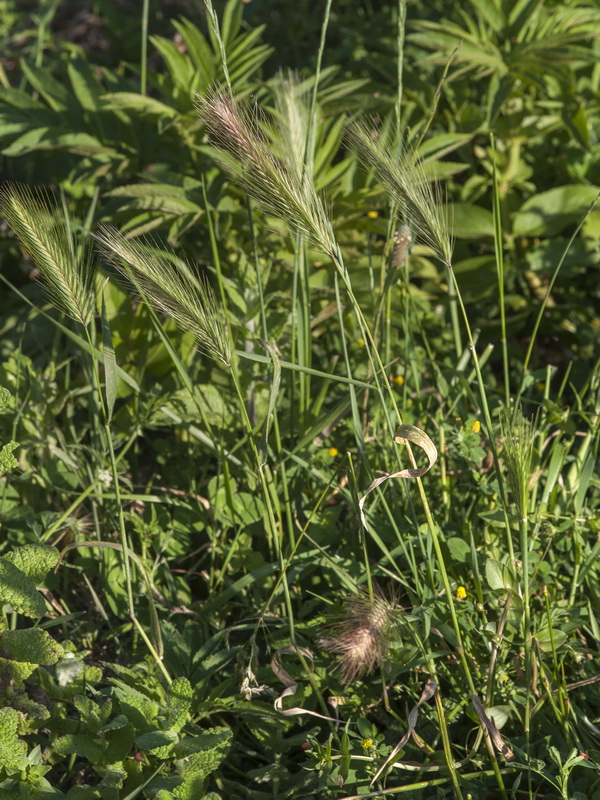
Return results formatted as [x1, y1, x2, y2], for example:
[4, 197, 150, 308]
[320, 587, 399, 684]
[197, 88, 336, 258]
[348, 122, 453, 267]
[0, 183, 96, 327]
[95, 227, 232, 366]
[500, 410, 537, 518]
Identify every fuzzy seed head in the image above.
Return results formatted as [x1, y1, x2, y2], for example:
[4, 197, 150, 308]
[320, 588, 399, 684]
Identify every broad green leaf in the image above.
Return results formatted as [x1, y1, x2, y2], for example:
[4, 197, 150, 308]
[0, 441, 18, 477]
[0, 708, 28, 771]
[0, 628, 62, 665]
[485, 558, 516, 592]
[535, 628, 568, 652]
[164, 676, 192, 732]
[136, 730, 179, 752]
[445, 202, 494, 238]
[418, 132, 473, 161]
[112, 680, 159, 733]
[0, 656, 37, 681]
[0, 558, 46, 617]
[0, 387, 11, 410]
[3, 544, 59, 582]
[513, 186, 600, 236]
[486, 705, 511, 730]
[53, 733, 103, 762]
[447, 537, 471, 563]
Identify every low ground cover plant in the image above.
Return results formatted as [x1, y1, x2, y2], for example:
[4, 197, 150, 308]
[0, 1, 599, 798]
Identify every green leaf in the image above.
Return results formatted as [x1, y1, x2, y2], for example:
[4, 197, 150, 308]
[446, 202, 494, 238]
[447, 537, 471, 563]
[0, 558, 46, 617]
[0, 708, 28, 771]
[171, 729, 232, 800]
[173, 727, 232, 759]
[2, 544, 59, 583]
[0, 628, 62, 665]
[20, 60, 72, 111]
[164, 676, 192, 732]
[2, 129, 121, 157]
[0, 441, 18, 477]
[535, 628, 568, 652]
[53, 733, 104, 763]
[136, 730, 179, 752]
[68, 59, 103, 111]
[0, 387, 11, 410]
[101, 294, 118, 423]
[513, 186, 600, 236]
[112, 681, 159, 733]
[100, 92, 178, 118]
[485, 558, 516, 592]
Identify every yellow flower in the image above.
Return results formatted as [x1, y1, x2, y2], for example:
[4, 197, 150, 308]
[471, 420, 481, 433]
[362, 738, 374, 749]
[367, 211, 378, 219]
[456, 585, 467, 600]
[328, 447, 339, 457]
[394, 375, 404, 386]
[357, 337, 365, 347]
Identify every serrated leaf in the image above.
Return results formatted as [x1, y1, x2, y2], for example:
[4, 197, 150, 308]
[0, 708, 28, 771]
[0, 441, 18, 477]
[0, 387, 11, 410]
[164, 676, 192, 732]
[53, 733, 104, 763]
[112, 681, 159, 733]
[0, 655, 37, 680]
[2, 544, 59, 583]
[136, 730, 179, 752]
[0, 628, 62, 665]
[0, 558, 46, 617]
[173, 727, 232, 759]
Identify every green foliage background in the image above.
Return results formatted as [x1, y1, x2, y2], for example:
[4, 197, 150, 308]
[0, 1, 598, 798]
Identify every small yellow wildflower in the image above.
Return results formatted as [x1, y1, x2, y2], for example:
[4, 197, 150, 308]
[362, 738, 374, 750]
[328, 447, 339, 457]
[394, 375, 404, 386]
[471, 420, 481, 433]
[357, 337, 365, 347]
[456, 585, 467, 600]
[367, 211, 378, 219]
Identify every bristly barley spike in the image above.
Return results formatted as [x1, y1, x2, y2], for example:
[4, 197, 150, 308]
[500, 409, 536, 519]
[0, 183, 96, 327]
[95, 227, 232, 367]
[320, 586, 400, 684]
[196, 87, 336, 259]
[348, 122, 453, 267]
